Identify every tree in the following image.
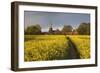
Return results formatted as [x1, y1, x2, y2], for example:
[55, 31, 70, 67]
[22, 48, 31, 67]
[54, 29, 61, 35]
[77, 23, 90, 35]
[25, 24, 41, 35]
[61, 25, 73, 34]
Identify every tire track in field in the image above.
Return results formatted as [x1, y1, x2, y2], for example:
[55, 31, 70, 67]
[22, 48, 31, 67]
[65, 36, 80, 59]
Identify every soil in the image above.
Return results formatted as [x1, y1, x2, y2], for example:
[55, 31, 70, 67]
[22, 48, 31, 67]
[66, 36, 80, 59]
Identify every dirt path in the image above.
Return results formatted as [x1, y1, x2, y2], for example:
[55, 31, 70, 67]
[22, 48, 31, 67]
[66, 36, 80, 59]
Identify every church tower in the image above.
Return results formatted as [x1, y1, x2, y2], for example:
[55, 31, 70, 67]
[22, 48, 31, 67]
[49, 24, 53, 34]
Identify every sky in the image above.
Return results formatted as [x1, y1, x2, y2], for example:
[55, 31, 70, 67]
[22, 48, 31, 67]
[24, 11, 90, 32]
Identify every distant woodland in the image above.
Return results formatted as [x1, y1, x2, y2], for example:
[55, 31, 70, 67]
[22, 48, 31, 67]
[25, 23, 90, 35]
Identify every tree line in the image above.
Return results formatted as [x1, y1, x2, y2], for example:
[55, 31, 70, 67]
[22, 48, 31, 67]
[25, 23, 90, 35]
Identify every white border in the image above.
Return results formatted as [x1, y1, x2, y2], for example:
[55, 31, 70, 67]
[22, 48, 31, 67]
[18, 5, 96, 68]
